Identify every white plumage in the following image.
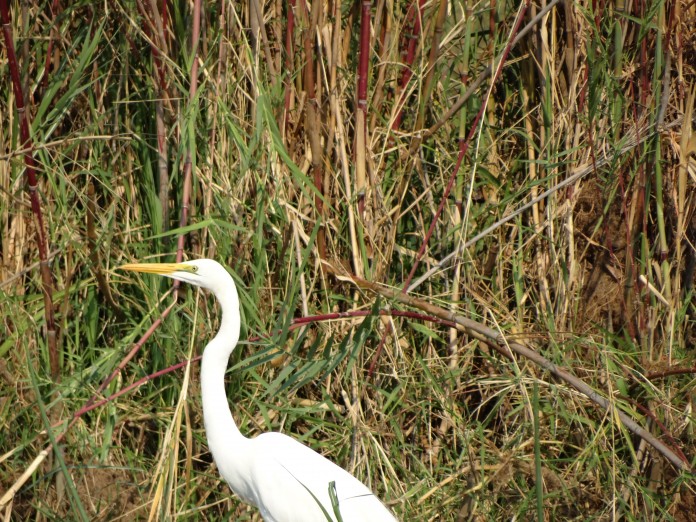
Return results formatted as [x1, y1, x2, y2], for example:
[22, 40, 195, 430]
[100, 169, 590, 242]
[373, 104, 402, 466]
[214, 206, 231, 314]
[120, 259, 396, 521]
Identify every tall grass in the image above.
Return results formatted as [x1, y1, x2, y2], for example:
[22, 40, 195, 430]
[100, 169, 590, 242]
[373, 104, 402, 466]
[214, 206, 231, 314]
[1, 1, 694, 520]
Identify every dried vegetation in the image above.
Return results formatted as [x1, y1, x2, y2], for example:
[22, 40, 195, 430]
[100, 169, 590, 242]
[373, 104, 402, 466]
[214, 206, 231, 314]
[1, 0, 695, 520]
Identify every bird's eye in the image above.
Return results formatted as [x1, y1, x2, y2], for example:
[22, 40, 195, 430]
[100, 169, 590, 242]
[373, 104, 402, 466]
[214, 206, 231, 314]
[190, 265, 199, 273]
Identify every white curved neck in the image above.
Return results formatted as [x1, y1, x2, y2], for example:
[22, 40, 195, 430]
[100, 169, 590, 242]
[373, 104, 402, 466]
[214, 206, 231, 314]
[199, 281, 255, 502]
[200, 324, 241, 443]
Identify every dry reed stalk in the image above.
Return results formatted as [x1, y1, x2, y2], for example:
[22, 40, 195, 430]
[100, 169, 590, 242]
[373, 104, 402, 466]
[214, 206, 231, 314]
[391, 0, 425, 133]
[366, 0, 388, 133]
[323, 15, 363, 278]
[39, 0, 61, 94]
[282, 0, 297, 136]
[414, 0, 447, 132]
[175, 0, 202, 270]
[0, 0, 58, 379]
[677, 87, 695, 292]
[522, 6, 555, 317]
[303, 0, 326, 259]
[355, 0, 372, 216]
[146, 0, 171, 232]
[250, 0, 278, 83]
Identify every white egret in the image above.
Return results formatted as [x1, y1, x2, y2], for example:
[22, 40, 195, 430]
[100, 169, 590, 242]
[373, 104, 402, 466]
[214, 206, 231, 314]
[119, 259, 397, 521]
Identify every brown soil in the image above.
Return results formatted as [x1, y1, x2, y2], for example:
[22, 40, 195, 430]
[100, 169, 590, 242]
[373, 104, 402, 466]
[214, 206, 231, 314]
[10, 465, 146, 521]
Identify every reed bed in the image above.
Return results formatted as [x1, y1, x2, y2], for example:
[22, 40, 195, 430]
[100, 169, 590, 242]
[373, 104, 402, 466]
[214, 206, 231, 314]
[1, 1, 694, 520]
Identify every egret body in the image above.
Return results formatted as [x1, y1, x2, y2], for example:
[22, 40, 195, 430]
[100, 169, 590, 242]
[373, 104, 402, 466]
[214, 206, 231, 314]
[119, 259, 396, 521]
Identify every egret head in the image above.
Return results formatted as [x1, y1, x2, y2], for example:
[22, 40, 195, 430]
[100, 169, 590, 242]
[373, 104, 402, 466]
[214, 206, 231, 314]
[119, 258, 232, 292]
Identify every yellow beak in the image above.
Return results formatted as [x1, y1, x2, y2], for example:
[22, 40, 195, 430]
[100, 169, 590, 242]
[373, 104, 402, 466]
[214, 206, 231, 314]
[119, 262, 194, 275]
